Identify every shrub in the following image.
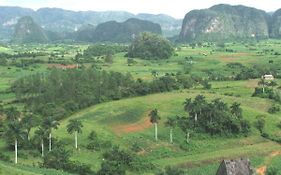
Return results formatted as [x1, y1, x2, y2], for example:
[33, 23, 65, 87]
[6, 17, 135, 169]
[268, 104, 280, 114]
[266, 166, 278, 175]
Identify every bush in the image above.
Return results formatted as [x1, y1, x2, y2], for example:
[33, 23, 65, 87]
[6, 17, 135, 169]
[0, 152, 10, 162]
[157, 166, 185, 175]
[266, 166, 278, 175]
[43, 146, 94, 175]
[268, 104, 280, 114]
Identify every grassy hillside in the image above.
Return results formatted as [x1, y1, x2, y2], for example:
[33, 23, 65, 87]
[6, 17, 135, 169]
[41, 80, 280, 173]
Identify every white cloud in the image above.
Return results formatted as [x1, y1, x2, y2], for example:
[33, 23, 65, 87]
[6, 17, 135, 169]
[0, 0, 281, 18]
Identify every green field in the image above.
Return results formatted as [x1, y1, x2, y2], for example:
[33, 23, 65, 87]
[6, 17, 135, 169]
[0, 40, 281, 174]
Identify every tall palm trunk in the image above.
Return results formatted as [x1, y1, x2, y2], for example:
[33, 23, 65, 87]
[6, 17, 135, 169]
[15, 139, 18, 164]
[154, 123, 158, 141]
[75, 131, 78, 149]
[170, 128, 173, 143]
[41, 139, 44, 157]
[49, 132, 52, 151]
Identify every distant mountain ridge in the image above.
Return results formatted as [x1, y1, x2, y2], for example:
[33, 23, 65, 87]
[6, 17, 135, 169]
[12, 16, 162, 43]
[77, 18, 162, 43]
[3, 5, 281, 43]
[0, 6, 182, 41]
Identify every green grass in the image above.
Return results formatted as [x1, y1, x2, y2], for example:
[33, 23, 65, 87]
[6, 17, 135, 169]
[0, 161, 73, 175]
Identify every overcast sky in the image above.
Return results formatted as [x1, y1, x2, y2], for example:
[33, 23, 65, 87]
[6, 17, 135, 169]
[1, 0, 281, 18]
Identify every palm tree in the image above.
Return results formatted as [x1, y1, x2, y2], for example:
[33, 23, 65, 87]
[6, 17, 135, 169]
[34, 127, 48, 157]
[67, 119, 83, 149]
[258, 78, 266, 93]
[5, 121, 25, 164]
[22, 114, 39, 140]
[42, 117, 60, 151]
[177, 116, 192, 143]
[165, 117, 177, 143]
[149, 109, 161, 141]
[183, 98, 192, 112]
[5, 106, 20, 122]
[230, 102, 242, 118]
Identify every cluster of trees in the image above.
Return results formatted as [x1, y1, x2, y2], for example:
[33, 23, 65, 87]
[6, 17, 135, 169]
[149, 95, 251, 145]
[0, 105, 96, 174]
[127, 32, 174, 60]
[0, 104, 155, 175]
[0, 52, 46, 59]
[12, 69, 211, 120]
[183, 95, 250, 136]
[202, 62, 281, 81]
[252, 79, 280, 104]
[83, 44, 128, 57]
[0, 106, 85, 163]
[74, 44, 128, 64]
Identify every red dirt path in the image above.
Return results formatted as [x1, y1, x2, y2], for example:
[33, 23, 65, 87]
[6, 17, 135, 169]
[256, 151, 281, 175]
[112, 117, 152, 136]
[48, 64, 77, 69]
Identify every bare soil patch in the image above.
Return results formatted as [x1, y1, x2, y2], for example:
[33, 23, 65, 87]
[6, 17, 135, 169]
[112, 115, 151, 135]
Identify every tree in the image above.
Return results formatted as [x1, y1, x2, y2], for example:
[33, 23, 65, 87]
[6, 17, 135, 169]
[255, 115, 266, 134]
[183, 98, 193, 116]
[97, 146, 134, 175]
[193, 95, 206, 122]
[184, 95, 206, 124]
[42, 117, 60, 151]
[128, 32, 174, 60]
[258, 78, 266, 93]
[5, 106, 20, 122]
[164, 117, 177, 143]
[5, 121, 25, 164]
[43, 146, 70, 170]
[67, 119, 83, 149]
[177, 116, 192, 143]
[230, 102, 242, 118]
[149, 109, 161, 141]
[268, 81, 278, 89]
[22, 114, 39, 140]
[34, 127, 48, 157]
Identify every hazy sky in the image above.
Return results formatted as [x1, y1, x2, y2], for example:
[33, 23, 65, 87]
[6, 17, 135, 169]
[1, 0, 281, 18]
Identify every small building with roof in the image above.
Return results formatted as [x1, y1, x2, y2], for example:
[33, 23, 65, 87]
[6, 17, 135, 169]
[216, 158, 254, 175]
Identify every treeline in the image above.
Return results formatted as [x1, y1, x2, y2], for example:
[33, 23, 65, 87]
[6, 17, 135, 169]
[204, 62, 281, 81]
[83, 44, 128, 57]
[11, 69, 211, 120]
[0, 52, 47, 66]
[0, 106, 154, 175]
[0, 52, 47, 59]
[75, 44, 128, 63]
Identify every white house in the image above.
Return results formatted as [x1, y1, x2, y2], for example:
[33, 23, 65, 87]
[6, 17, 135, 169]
[262, 74, 274, 80]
